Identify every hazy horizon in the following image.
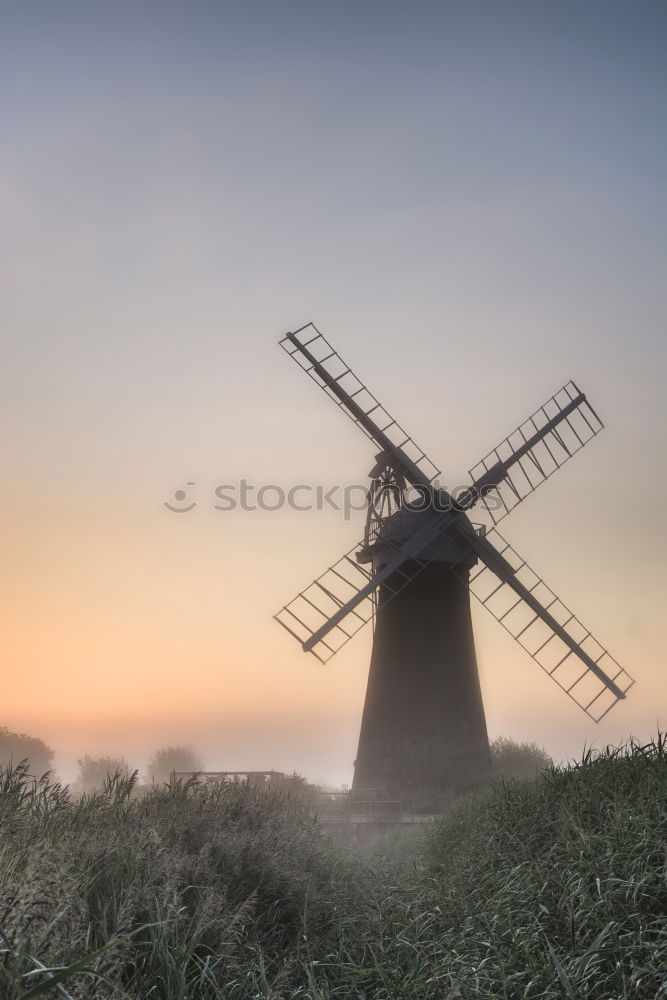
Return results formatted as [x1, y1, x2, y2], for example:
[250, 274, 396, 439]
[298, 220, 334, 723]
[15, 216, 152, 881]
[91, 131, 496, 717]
[3, 0, 665, 788]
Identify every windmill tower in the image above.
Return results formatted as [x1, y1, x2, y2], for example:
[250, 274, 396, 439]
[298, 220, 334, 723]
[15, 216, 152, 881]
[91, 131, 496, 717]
[275, 324, 635, 810]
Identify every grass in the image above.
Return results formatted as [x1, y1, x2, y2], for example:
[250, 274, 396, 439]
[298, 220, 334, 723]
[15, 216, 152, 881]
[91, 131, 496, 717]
[0, 736, 664, 998]
[419, 737, 667, 998]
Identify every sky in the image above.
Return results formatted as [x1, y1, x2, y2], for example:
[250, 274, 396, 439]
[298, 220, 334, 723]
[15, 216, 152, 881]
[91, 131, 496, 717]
[2, 0, 666, 785]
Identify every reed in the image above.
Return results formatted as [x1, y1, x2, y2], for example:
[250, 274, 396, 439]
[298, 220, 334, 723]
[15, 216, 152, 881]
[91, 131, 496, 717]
[0, 737, 664, 998]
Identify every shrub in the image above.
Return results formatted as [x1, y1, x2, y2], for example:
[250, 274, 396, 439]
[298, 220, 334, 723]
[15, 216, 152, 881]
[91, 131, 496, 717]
[489, 734, 553, 779]
[0, 725, 54, 776]
[145, 745, 203, 784]
[76, 754, 131, 792]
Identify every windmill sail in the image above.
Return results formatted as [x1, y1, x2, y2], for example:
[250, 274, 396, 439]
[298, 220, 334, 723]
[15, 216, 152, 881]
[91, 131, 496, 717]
[274, 539, 374, 662]
[274, 507, 476, 662]
[280, 323, 441, 488]
[450, 526, 635, 721]
[467, 381, 604, 526]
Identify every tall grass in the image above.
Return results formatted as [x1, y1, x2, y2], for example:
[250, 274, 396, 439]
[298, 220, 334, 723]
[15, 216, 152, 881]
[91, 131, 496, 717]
[419, 736, 667, 998]
[0, 737, 664, 998]
[0, 763, 358, 998]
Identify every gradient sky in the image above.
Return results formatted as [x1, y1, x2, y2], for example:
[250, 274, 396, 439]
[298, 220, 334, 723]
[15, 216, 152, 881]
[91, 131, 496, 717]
[2, 0, 665, 784]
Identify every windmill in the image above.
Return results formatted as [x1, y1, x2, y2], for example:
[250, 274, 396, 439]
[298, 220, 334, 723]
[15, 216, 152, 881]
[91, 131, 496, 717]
[274, 323, 635, 809]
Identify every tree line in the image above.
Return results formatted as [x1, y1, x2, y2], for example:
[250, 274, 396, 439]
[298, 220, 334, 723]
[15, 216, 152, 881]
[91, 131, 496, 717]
[0, 726, 202, 791]
[1, 723, 553, 794]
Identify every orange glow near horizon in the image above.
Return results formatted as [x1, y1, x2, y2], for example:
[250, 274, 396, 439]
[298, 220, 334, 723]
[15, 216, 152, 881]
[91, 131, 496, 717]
[4, 419, 664, 787]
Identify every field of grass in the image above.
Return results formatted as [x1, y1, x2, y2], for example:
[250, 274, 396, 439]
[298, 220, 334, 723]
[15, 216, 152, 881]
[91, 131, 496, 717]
[0, 736, 665, 999]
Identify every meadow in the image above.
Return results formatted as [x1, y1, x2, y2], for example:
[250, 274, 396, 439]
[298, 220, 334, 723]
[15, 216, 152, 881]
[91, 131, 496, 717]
[0, 737, 664, 999]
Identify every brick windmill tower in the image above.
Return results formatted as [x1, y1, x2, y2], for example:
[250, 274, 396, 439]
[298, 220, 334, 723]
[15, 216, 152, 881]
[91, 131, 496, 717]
[275, 324, 634, 809]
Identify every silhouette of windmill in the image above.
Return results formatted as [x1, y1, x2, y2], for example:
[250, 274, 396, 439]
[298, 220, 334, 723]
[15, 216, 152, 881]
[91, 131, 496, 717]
[275, 324, 634, 807]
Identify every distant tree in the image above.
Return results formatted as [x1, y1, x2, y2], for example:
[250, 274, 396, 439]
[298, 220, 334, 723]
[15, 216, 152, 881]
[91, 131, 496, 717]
[77, 754, 130, 792]
[272, 771, 314, 797]
[0, 726, 54, 776]
[146, 745, 203, 784]
[279, 771, 310, 791]
[490, 736, 552, 780]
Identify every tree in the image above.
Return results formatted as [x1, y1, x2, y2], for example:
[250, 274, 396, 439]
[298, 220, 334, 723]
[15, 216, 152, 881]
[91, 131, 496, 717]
[489, 736, 552, 780]
[146, 745, 203, 784]
[0, 726, 54, 776]
[77, 754, 130, 792]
